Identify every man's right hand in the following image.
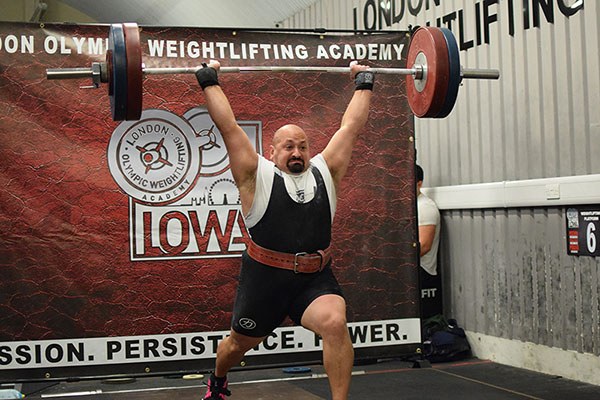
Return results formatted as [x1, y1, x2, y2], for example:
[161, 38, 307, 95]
[350, 61, 375, 91]
[195, 61, 221, 89]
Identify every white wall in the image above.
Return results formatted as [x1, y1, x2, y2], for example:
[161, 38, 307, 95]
[0, 0, 96, 23]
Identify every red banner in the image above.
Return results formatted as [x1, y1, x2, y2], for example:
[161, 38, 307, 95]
[0, 22, 418, 379]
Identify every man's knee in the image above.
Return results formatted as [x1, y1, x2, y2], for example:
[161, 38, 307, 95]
[318, 312, 349, 339]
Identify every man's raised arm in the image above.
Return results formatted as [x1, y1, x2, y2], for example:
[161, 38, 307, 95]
[321, 61, 373, 187]
[196, 62, 258, 212]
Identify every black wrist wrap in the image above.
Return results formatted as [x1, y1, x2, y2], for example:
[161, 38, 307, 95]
[354, 71, 375, 91]
[195, 64, 219, 89]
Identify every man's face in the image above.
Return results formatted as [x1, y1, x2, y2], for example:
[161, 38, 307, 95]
[270, 125, 310, 174]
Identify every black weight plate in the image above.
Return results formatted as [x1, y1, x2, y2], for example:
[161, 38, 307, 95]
[109, 24, 128, 121]
[437, 27, 461, 118]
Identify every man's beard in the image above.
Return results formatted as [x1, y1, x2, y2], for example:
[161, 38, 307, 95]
[288, 158, 304, 173]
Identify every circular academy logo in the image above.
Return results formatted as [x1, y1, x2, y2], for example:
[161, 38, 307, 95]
[239, 318, 257, 330]
[107, 109, 205, 205]
[184, 107, 230, 177]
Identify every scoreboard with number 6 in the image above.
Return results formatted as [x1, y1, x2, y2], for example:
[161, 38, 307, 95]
[566, 207, 600, 257]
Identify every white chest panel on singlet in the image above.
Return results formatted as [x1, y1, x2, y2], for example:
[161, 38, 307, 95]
[244, 154, 337, 229]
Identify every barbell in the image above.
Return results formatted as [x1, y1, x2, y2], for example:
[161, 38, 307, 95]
[46, 23, 499, 120]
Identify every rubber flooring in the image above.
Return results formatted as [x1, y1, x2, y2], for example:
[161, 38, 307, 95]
[17, 358, 600, 400]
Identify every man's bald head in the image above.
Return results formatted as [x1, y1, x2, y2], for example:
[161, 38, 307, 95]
[270, 124, 311, 174]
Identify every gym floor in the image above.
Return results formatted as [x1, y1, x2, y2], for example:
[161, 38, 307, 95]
[18, 357, 600, 399]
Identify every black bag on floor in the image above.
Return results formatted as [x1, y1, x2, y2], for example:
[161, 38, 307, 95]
[422, 315, 471, 363]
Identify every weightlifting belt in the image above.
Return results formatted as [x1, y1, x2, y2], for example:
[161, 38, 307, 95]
[247, 240, 331, 273]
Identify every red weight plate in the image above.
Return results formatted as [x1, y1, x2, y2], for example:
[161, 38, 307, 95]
[405, 27, 450, 118]
[122, 23, 143, 120]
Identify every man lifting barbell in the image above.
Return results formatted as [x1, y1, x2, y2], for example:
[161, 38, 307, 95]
[195, 59, 373, 400]
[42, 23, 500, 398]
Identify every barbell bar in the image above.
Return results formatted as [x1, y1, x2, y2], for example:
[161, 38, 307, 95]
[47, 64, 499, 79]
[45, 23, 500, 120]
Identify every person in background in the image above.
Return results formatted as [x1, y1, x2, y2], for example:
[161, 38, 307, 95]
[416, 164, 440, 276]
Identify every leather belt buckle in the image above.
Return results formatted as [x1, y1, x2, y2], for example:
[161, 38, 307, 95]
[294, 252, 308, 274]
[294, 251, 324, 273]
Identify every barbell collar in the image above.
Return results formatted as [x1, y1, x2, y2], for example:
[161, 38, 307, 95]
[91, 62, 102, 87]
[47, 62, 108, 85]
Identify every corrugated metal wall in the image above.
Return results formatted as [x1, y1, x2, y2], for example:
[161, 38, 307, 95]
[283, 0, 600, 361]
[441, 208, 599, 355]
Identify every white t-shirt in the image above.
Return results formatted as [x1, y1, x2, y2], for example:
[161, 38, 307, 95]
[244, 154, 337, 229]
[417, 192, 441, 275]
